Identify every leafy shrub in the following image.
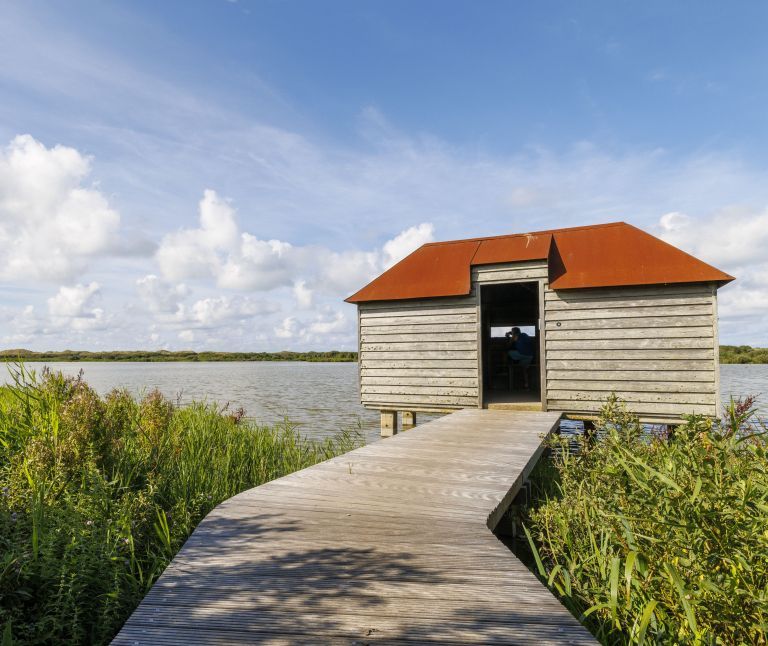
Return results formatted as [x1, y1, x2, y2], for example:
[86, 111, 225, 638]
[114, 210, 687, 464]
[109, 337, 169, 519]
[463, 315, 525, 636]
[0, 364, 361, 644]
[522, 395, 768, 645]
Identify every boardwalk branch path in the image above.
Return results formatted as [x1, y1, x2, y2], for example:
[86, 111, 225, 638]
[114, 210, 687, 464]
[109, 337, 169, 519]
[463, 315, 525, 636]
[114, 410, 596, 644]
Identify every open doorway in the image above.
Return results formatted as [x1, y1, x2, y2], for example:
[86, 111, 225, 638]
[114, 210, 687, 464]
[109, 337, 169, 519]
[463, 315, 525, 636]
[480, 282, 541, 408]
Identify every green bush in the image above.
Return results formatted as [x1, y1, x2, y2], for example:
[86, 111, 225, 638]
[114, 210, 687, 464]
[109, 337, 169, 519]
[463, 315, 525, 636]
[0, 364, 361, 644]
[719, 345, 768, 364]
[522, 395, 768, 645]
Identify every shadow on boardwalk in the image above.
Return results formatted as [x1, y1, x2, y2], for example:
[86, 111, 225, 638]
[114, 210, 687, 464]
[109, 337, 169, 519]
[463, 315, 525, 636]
[117, 511, 588, 644]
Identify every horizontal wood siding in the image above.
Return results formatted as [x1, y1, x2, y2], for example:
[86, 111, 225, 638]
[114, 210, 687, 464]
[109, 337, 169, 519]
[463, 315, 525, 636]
[544, 284, 719, 419]
[471, 261, 549, 284]
[359, 296, 479, 411]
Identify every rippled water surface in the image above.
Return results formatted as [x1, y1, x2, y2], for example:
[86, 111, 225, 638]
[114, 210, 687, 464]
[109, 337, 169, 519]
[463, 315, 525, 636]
[4, 362, 767, 443]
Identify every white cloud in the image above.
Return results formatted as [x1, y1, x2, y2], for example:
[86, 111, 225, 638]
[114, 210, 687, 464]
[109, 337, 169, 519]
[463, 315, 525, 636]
[658, 207, 768, 268]
[136, 274, 188, 313]
[47, 282, 100, 318]
[46, 282, 107, 330]
[657, 207, 768, 338]
[155, 188, 434, 300]
[382, 222, 434, 268]
[156, 190, 295, 290]
[182, 295, 278, 328]
[0, 135, 121, 282]
[274, 316, 298, 339]
[293, 280, 313, 309]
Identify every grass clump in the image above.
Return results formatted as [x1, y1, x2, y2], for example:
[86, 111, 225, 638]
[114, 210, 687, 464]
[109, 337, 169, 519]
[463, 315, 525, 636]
[522, 395, 768, 645]
[0, 363, 361, 644]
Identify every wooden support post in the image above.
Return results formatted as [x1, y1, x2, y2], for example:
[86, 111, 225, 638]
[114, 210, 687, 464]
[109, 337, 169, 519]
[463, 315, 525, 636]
[402, 411, 416, 428]
[380, 410, 398, 437]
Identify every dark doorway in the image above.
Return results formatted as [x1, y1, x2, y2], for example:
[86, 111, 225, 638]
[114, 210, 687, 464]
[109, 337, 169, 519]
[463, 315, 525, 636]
[480, 282, 541, 408]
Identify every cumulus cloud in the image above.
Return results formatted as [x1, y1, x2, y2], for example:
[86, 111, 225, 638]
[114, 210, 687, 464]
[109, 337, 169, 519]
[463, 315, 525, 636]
[657, 207, 768, 339]
[0, 135, 121, 282]
[156, 190, 295, 290]
[658, 207, 768, 268]
[293, 280, 313, 309]
[382, 223, 435, 269]
[47, 282, 107, 330]
[272, 310, 349, 343]
[136, 274, 188, 314]
[155, 189, 434, 300]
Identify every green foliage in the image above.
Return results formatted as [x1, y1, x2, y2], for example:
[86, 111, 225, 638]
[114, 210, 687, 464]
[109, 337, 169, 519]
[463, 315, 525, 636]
[522, 394, 768, 645]
[719, 345, 768, 364]
[0, 350, 357, 363]
[0, 364, 361, 644]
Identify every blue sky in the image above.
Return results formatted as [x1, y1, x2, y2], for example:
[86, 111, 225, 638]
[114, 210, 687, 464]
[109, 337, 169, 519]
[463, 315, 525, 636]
[1, 0, 767, 350]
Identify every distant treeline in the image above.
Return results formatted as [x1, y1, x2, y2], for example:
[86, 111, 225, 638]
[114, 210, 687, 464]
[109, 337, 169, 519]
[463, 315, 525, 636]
[2, 346, 765, 364]
[0, 349, 358, 363]
[720, 345, 768, 364]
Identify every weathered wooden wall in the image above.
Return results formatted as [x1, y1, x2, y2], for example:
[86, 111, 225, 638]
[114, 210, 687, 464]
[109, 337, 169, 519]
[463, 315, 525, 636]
[358, 295, 479, 411]
[543, 282, 720, 420]
[470, 261, 549, 285]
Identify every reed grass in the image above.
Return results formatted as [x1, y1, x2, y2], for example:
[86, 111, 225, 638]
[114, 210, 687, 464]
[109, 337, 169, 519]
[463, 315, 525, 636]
[0, 363, 362, 644]
[520, 395, 768, 645]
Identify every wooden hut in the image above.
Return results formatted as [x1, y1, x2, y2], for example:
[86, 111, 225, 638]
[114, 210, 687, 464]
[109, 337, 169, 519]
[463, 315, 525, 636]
[345, 222, 734, 434]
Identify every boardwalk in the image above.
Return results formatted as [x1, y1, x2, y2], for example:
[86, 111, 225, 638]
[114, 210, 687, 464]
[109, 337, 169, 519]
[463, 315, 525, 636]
[114, 410, 595, 645]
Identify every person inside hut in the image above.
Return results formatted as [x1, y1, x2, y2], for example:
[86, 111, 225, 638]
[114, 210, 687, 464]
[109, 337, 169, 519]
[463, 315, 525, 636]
[505, 326, 534, 389]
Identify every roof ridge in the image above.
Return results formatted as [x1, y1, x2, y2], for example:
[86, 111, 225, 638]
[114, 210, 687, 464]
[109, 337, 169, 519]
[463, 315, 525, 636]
[422, 221, 626, 247]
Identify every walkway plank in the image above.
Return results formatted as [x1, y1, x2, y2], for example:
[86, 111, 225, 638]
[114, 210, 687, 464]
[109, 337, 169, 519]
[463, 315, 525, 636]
[113, 409, 595, 644]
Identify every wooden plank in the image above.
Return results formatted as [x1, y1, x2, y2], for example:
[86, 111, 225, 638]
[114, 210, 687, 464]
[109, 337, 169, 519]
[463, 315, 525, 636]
[361, 350, 477, 360]
[546, 358, 714, 371]
[548, 399, 717, 416]
[545, 294, 714, 311]
[546, 304, 713, 321]
[546, 337, 714, 350]
[546, 369, 714, 382]
[361, 367, 479, 377]
[362, 394, 479, 406]
[544, 315, 713, 330]
[547, 390, 716, 405]
[361, 308, 476, 320]
[712, 286, 722, 418]
[546, 326, 713, 340]
[362, 332, 478, 343]
[361, 342, 477, 352]
[472, 265, 548, 283]
[362, 376, 479, 387]
[545, 283, 714, 300]
[547, 379, 715, 393]
[360, 322, 478, 335]
[362, 385, 479, 397]
[546, 348, 715, 360]
[361, 360, 479, 370]
[359, 297, 475, 311]
[361, 313, 477, 327]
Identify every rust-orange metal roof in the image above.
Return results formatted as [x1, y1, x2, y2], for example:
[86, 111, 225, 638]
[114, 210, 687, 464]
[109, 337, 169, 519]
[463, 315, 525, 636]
[345, 222, 734, 303]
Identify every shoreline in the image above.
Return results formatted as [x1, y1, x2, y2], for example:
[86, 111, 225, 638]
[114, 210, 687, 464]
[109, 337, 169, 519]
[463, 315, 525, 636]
[0, 350, 357, 363]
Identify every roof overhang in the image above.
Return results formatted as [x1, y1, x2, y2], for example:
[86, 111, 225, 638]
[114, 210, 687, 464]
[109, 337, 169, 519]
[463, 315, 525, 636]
[345, 222, 734, 304]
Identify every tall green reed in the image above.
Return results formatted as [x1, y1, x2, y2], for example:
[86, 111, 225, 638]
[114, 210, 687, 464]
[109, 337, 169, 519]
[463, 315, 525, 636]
[520, 394, 768, 645]
[0, 363, 361, 644]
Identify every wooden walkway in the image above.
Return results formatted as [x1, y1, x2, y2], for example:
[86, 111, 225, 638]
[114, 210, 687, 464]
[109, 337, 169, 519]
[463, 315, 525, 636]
[113, 410, 595, 645]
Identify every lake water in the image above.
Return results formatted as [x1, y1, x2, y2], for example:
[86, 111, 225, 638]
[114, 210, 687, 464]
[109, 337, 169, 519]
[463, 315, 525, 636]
[3, 362, 767, 443]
